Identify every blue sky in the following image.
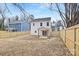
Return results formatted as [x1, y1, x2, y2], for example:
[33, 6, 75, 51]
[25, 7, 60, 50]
[0, 3, 64, 22]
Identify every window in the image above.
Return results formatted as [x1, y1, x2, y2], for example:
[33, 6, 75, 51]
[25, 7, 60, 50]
[35, 30, 37, 33]
[40, 22, 42, 26]
[33, 23, 35, 26]
[47, 22, 49, 26]
[42, 31, 47, 36]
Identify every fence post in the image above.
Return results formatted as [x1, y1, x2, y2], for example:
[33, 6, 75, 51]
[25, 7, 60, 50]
[59, 31, 60, 38]
[74, 28, 76, 56]
[65, 29, 66, 43]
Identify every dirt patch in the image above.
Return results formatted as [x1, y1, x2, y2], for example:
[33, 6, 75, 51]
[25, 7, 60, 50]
[0, 35, 72, 56]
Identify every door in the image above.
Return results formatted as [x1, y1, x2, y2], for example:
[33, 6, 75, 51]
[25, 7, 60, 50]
[42, 31, 47, 36]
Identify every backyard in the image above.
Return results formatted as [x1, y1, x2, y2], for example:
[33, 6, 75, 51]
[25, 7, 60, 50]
[0, 31, 72, 56]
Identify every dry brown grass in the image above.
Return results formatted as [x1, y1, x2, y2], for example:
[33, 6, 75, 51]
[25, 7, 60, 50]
[0, 34, 72, 56]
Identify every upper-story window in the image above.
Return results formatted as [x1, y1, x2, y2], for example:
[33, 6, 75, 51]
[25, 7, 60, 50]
[47, 22, 49, 26]
[40, 22, 42, 26]
[33, 23, 35, 26]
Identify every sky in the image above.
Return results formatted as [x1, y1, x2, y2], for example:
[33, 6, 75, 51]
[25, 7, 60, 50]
[0, 3, 65, 22]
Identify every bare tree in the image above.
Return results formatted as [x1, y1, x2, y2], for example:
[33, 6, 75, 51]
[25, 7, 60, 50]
[42, 3, 67, 28]
[64, 3, 79, 27]
[0, 3, 34, 31]
[0, 7, 7, 30]
[0, 3, 12, 30]
[4, 3, 33, 22]
[55, 3, 67, 27]
[45, 3, 79, 27]
[12, 3, 31, 21]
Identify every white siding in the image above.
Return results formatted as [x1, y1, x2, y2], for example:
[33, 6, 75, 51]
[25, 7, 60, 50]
[31, 21, 51, 35]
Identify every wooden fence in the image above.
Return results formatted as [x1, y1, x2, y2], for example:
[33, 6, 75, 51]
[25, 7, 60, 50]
[52, 24, 79, 56]
[0, 31, 30, 38]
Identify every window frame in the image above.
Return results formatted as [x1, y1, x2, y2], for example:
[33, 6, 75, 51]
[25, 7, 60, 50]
[33, 23, 35, 26]
[47, 22, 49, 26]
[40, 22, 42, 26]
[35, 30, 37, 33]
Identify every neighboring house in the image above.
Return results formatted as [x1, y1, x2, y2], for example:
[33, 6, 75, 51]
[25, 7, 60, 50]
[51, 21, 56, 31]
[55, 20, 64, 31]
[51, 20, 64, 31]
[8, 21, 30, 32]
[51, 26, 56, 31]
[31, 17, 51, 38]
[4, 17, 30, 32]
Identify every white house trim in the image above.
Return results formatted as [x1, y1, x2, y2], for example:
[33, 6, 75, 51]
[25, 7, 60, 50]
[31, 17, 51, 38]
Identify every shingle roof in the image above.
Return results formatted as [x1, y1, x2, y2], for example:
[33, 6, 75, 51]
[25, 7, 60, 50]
[31, 17, 51, 22]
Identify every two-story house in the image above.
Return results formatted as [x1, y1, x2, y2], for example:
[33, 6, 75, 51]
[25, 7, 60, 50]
[4, 17, 30, 32]
[31, 17, 51, 38]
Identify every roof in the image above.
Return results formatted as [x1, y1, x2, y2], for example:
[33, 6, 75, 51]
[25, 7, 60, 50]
[31, 17, 51, 22]
[38, 27, 50, 31]
[9, 20, 25, 24]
